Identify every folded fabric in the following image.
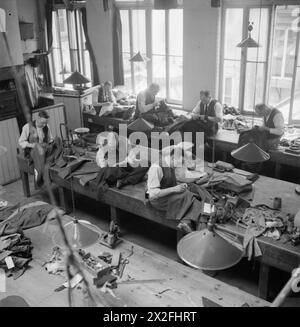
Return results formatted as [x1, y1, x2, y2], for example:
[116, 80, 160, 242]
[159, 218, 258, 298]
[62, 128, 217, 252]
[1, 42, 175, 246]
[0, 202, 54, 236]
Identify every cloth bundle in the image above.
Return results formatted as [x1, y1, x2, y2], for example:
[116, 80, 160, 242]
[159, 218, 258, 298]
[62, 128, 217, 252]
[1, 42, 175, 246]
[0, 233, 32, 279]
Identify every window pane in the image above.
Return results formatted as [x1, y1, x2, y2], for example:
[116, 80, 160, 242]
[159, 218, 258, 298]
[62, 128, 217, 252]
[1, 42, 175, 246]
[52, 48, 63, 84]
[132, 10, 146, 54]
[152, 10, 165, 55]
[123, 52, 132, 91]
[222, 60, 240, 107]
[244, 62, 265, 112]
[247, 8, 269, 62]
[134, 61, 147, 93]
[169, 9, 183, 56]
[153, 55, 166, 98]
[292, 67, 300, 121]
[169, 56, 183, 102]
[224, 8, 243, 60]
[52, 12, 59, 48]
[269, 6, 298, 122]
[120, 10, 130, 53]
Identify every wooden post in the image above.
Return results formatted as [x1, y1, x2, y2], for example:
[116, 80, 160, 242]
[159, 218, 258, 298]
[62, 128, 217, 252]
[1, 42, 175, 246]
[258, 263, 270, 300]
[58, 186, 71, 214]
[20, 170, 30, 197]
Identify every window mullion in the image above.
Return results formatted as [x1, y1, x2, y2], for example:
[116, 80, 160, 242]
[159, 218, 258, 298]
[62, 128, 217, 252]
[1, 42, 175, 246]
[166, 10, 170, 101]
[129, 9, 135, 93]
[239, 7, 249, 112]
[56, 10, 64, 85]
[289, 26, 300, 124]
[265, 5, 276, 104]
[146, 8, 152, 85]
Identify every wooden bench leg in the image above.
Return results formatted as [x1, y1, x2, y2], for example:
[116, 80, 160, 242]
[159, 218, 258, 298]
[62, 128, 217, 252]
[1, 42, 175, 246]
[58, 187, 71, 214]
[20, 170, 30, 197]
[258, 263, 270, 300]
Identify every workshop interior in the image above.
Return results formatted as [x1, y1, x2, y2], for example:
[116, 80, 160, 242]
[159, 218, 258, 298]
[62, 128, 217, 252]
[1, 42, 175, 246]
[0, 0, 300, 309]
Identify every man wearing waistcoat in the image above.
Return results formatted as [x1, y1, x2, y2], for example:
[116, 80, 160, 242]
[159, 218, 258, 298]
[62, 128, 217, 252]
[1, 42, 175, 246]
[254, 103, 284, 149]
[19, 110, 54, 156]
[134, 83, 161, 122]
[191, 90, 223, 136]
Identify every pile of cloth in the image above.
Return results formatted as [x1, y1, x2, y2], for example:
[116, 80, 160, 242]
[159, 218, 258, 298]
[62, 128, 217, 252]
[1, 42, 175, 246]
[0, 200, 55, 279]
[234, 205, 288, 260]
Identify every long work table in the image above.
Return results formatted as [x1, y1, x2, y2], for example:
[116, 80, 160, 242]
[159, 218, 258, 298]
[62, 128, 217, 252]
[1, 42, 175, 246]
[43, 163, 300, 301]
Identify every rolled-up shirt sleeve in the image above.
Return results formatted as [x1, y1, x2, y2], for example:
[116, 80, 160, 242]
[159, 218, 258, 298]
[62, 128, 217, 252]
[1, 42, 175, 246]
[18, 124, 31, 149]
[214, 102, 223, 122]
[147, 164, 163, 199]
[47, 125, 54, 143]
[192, 101, 201, 115]
[137, 92, 155, 113]
[269, 113, 285, 136]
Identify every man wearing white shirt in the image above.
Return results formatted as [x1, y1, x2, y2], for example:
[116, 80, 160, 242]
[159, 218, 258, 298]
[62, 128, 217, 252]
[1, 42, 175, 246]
[191, 90, 223, 134]
[19, 110, 54, 156]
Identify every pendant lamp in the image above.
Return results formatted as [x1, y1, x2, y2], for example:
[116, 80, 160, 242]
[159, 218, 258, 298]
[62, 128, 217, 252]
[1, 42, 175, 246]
[231, 141, 270, 163]
[63, 71, 90, 90]
[53, 219, 101, 249]
[237, 22, 260, 48]
[129, 51, 150, 63]
[177, 219, 244, 271]
[232, 0, 269, 163]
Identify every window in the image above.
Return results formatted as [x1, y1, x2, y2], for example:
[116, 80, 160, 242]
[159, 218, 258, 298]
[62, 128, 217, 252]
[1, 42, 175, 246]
[50, 8, 91, 88]
[119, 4, 183, 104]
[221, 4, 300, 124]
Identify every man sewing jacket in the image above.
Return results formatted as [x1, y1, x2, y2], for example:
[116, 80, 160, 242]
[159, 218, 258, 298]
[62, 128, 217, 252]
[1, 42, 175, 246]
[19, 110, 54, 156]
[191, 90, 223, 136]
[254, 103, 284, 149]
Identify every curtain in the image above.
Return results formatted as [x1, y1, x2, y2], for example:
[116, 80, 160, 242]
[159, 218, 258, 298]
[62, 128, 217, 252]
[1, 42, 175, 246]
[113, 6, 124, 86]
[41, 0, 54, 87]
[81, 7, 100, 85]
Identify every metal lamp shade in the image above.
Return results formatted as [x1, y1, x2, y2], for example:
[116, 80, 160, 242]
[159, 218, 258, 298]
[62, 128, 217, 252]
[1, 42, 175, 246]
[128, 117, 154, 132]
[129, 51, 150, 63]
[63, 71, 90, 85]
[53, 220, 100, 249]
[237, 35, 260, 48]
[177, 229, 244, 271]
[231, 142, 270, 163]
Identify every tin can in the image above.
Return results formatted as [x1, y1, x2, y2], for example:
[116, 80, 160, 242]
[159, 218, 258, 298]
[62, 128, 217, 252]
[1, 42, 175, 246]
[273, 197, 282, 210]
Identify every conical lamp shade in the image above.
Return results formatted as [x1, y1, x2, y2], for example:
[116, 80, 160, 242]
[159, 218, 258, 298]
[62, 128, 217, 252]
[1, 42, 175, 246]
[237, 35, 260, 48]
[53, 220, 100, 249]
[63, 71, 90, 85]
[177, 229, 244, 271]
[128, 117, 154, 131]
[231, 142, 270, 163]
[129, 51, 150, 62]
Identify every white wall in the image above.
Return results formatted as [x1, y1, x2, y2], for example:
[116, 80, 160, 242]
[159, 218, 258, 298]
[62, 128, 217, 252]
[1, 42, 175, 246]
[183, 0, 220, 109]
[86, 0, 221, 110]
[17, 0, 40, 54]
[86, 0, 114, 83]
[0, 0, 23, 68]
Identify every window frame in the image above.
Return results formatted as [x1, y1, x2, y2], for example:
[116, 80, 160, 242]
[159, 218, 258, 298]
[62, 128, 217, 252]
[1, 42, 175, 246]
[117, 1, 183, 105]
[220, 2, 300, 125]
[49, 4, 92, 88]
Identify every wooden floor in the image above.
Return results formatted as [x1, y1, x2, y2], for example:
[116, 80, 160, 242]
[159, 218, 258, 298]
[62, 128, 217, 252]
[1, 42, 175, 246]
[0, 214, 269, 307]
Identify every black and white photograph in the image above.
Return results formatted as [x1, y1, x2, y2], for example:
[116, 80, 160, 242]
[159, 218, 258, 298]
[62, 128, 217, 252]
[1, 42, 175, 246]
[0, 0, 300, 313]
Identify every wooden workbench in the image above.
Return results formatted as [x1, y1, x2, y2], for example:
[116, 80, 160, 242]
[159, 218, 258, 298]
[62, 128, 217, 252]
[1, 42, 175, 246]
[0, 215, 268, 307]
[211, 129, 300, 178]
